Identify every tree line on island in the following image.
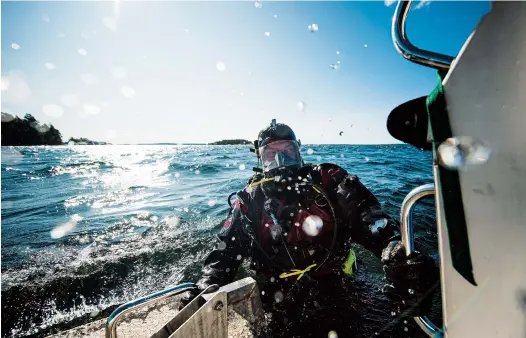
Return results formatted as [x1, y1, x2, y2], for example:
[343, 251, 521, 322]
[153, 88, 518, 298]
[1, 112, 109, 146]
[1, 112, 251, 146]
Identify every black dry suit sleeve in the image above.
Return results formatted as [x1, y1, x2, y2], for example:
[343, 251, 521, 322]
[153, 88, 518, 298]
[195, 202, 248, 290]
[336, 175, 400, 257]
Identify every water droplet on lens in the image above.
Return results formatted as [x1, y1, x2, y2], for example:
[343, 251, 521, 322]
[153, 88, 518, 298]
[391, 311, 396, 316]
[121, 86, 136, 98]
[316, 156, 322, 161]
[404, 327, 408, 332]
[236, 254, 242, 260]
[175, 172, 180, 178]
[328, 331, 338, 338]
[11, 43, 21, 50]
[330, 64, 339, 70]
[195, 169, 200, 175]
[264, 32, 270, 37]
[302, 215, 323, 236]
[438, 136, 492, 170]
[298, 101, 306, 112]
[274, 290, 284, 303]
[103, 17, 118, 31]
[365, 157, 369, 162]
[81, 73, 98, 85]
[270, 276, 275, 282]
[218, 241, 227, 250]
[307, 148, 314, 155]
[42, 104, 64, 118]
[408, 288, 414, 295]
[364, 44, 368, 48]
[216, 61, 226, 72]
[77, 48, 87, 56]
[287, 186, 292, 190]
[239, 164, 246, 170]
[226, 268, 230, 272]
[254, 1, 263, 8]
[308, 24, 319, 32]
[261, 290, 265, 295]
[42, 14, 51, 23]
[231, 236, 235, 241]
[111, 67, 127, 79]
[339, 131, 344, 136]
[45, 62, 56, 70]
[404, 320, 407, 324]
[208, 200, 215, 207]
[83, 104, 101, 115]
[274, 14, 277, 19]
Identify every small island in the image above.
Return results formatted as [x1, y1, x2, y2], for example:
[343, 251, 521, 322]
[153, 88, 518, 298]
[209, 139, 252, 145]
[1, 112, 109, 146]
[65, 138, 110, 145]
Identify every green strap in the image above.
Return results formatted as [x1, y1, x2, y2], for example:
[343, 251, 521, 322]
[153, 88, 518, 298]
[425, 72, 477, 286]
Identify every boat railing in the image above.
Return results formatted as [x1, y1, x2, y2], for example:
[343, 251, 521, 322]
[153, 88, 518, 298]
[400, 184, 442, 337]
[392, 0, 455, 70]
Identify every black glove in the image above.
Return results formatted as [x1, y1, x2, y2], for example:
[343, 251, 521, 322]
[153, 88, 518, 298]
[381, 240, 439, 317]
[178, 288, 201, 311]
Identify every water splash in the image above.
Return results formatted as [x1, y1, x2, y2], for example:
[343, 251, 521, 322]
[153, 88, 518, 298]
[216, 61, 226, 72]
[438, 136, 492, 170]
[302, 215, 323, 236]
[51, 215, 83, 239]
[308, 24, 319, 32]
[42, 104, 64, 118]
[11, 43, 21, 50]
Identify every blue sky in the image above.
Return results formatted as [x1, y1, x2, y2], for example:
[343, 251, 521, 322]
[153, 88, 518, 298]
[1, 1, 490, 144]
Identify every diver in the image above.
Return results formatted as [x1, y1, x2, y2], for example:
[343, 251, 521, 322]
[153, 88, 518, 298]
[180, 119, 439, 337]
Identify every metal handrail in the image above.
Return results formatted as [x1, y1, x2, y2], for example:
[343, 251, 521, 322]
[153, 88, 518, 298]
[106, 282, 198, 338]
[392, 0, 455, 70]
[400, 184, 442, 337]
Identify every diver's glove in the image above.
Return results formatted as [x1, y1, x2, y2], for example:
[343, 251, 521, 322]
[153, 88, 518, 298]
[178, 287, 202, 311]
[380, 240, 439, 316]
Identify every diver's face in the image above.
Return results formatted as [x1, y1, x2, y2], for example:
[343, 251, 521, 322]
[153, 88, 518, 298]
[262, 140, 298, 162]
